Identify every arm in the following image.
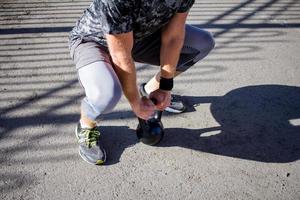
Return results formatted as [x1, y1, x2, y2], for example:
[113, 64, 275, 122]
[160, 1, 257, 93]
[106, 32, 139, 105]
[106, 32, 155, 119]
[160, 12, 188, 78]
[149, 12, 189, 110]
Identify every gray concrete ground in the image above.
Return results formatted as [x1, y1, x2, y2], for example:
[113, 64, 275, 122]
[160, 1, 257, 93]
[0, 0, 300, 199]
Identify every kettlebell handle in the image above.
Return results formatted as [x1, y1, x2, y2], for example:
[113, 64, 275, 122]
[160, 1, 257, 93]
[149, 98, 163, 120]
[150, 97, 158, 105]
[137, 97, 162, 125]
[150, 98, 163, 119]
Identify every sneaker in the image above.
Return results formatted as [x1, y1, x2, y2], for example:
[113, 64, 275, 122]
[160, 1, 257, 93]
[139, 83, 186, 113]
[165, 95, 186, 113]
[75, 123, 106, 165]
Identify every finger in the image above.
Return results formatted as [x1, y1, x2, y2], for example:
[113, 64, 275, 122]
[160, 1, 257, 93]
[155, 104, 165, 111]
[158, 99, 170, 111]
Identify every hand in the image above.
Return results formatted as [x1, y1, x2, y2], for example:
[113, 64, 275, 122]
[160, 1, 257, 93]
[149, 89, 171, 111]
[131, 96, 156, 120]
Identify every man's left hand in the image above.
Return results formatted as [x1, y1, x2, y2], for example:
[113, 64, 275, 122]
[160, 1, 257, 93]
[149, 89, 171, 111]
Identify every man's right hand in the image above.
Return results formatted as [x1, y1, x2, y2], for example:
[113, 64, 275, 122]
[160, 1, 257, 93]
[131, 97, 156, 120]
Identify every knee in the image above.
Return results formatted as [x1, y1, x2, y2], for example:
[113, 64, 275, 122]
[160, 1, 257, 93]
[79, 61, 123, 119]
[196, 30, 215, 53]
[87, 81, 122, 115]
[185, 25, 215, 54]
[177, 28, 215, 72]
[204, 31, 215, 52]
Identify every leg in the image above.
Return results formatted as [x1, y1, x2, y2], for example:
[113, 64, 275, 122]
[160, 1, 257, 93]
[70, 40, 122, 164]
[78, 61, 122, 128]
[75, 61, 122, 165]
[176, 25, 215, 73]
[144, 24, 215, 93]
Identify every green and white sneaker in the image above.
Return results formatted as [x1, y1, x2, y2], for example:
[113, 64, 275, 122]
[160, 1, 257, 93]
[75, 123, 106, 165]
[139, 83, 186, 114]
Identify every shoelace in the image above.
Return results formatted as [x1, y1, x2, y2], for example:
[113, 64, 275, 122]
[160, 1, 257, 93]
[79, 128, 100, 148]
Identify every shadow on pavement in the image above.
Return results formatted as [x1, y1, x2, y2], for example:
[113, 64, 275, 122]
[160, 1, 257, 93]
[99, 126, 136, 165]
[104, 85, 300, 164]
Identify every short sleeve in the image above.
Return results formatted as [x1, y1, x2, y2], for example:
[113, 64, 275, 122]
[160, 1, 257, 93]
[96, 0, 133, 34]
[177, 0, 195, 13]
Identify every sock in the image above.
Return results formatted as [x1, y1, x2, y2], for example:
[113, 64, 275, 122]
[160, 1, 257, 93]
[80, 119, 94, 129]
[144, 83, 151, 95]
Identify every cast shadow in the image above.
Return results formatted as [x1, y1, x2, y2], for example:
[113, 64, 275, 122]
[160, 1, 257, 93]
[103, 85, 300, 164]
[161, 84, 300, 163]
[99, 125, 137, 165]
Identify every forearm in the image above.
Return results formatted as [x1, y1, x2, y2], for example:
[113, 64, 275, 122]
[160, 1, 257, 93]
[160, 12, 187, 79]
[106, 32, 140, 106]
[112, 56, 140, 106]
[160, 35, 184, 78]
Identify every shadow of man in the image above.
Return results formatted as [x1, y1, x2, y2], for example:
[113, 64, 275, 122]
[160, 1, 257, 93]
[159, 84, 300, 163]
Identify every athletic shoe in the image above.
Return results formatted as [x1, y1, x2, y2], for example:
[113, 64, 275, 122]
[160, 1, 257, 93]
[75, 123, 106, 165]
[165, 94, 186, 113]
[139, 83, 186, 113]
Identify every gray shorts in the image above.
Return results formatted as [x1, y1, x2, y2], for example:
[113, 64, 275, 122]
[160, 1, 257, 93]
[70, 25, 215, 72]
[70, 39, 111, 70]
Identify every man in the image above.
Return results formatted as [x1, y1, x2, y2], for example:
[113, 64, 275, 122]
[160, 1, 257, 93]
[69, 0, 215, 165]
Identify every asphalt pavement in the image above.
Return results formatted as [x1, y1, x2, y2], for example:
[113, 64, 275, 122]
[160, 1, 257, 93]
[0, 0, 299, 199]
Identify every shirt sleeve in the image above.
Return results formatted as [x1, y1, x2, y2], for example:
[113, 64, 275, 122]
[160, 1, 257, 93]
[177, 0, 195, 13]
[96, 0, 133, 34]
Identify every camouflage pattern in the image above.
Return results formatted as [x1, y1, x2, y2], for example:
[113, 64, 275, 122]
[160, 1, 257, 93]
[69, 0, 194, 47]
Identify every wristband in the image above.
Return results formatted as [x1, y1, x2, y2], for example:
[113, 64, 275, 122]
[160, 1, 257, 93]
[159, 77, 173, 91]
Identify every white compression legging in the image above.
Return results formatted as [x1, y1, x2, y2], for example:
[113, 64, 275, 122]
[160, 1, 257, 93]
[78, 61, 122, 120]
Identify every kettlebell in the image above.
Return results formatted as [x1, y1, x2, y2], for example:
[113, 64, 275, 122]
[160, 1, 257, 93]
[136, 99, 164, 146]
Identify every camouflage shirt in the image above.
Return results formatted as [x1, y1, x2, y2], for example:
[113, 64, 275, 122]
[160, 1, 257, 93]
[69, 0, 194, 47]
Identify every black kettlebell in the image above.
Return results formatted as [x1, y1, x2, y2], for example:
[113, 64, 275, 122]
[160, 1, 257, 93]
[136, 99, 164, 146]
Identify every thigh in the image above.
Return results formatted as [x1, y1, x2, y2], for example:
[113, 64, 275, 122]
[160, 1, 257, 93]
[181, 25, 214, 54]
[78, 61, 122, 117]
[177, 25, 215, 71]
[132, 25, 214, 70]
[132, 29, 161, 66]
[78, 61, 121, 102]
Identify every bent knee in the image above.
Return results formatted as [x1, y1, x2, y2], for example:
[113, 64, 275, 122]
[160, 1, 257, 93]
[87, 82, 122, 114]
[184, 26, 215, 54]
[194, 30, 215, 53]
[203, 31, 215, 52]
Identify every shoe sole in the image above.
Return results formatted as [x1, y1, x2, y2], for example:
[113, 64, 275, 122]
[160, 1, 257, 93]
[165, 106, 185, 113]
[75, 125, 106, 165]
[78, 149, 106, 165]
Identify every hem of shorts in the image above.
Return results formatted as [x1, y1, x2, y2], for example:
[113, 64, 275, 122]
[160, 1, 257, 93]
[76, 59, 110, 70]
